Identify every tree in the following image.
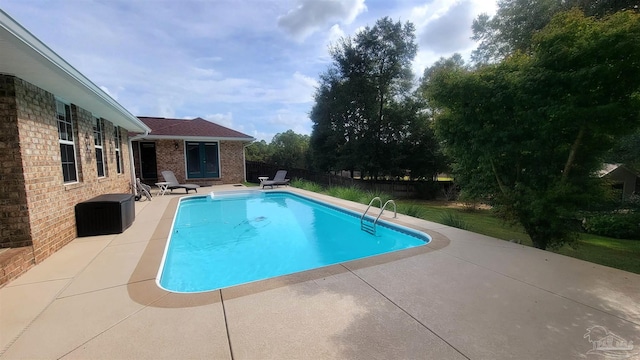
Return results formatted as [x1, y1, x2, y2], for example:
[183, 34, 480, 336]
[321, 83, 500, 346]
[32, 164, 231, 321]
[605, 130, 640, 169]
[567, 0, 639, 17]
[472, 0, 562, 63]
[245, 140, 273, 163]
[270, 130, 310, 170]
[311, 17, 444, 179]
[309, 69, 354, 173]
[424, 10, 640, 249]
[472, 0, 639, 64]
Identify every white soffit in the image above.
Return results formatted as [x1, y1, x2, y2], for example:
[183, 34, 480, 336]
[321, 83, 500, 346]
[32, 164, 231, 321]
[0, 10, 150, 133]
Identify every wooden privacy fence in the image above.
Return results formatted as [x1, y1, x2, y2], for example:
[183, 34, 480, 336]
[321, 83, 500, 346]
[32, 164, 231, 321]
[246, 161, 454, 199]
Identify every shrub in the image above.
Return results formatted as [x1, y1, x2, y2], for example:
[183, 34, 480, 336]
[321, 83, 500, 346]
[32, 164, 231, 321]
[361, 190, 392, 205]
[397, 203, 424, 218]
[439, 211, 469, 230]
[583, 212, 640, 239]
[291, 179, 324, 193]
[326, 186, 365, 203]
[440, 182, 459, 201]
[458, 190, 483, 212]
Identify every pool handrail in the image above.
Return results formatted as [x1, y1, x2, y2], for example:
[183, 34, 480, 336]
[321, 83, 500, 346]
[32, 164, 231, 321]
[361, 197, 397, 235]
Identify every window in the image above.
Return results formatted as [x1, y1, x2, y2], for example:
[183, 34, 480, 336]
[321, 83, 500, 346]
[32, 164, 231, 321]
[186, 142, 219, 178]
[57, 100, 78, 183]
[94, 117, 105, 177]
[114, 126, 123, 174]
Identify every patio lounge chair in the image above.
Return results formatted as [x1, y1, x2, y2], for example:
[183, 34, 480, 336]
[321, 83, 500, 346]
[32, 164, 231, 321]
[136, 178, 152, 201]
[261, 170, 290, 189]
[161, 170, 200, 193]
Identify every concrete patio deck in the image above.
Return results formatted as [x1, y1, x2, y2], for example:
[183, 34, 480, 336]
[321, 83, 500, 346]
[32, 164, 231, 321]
[1, 185, 638, 359]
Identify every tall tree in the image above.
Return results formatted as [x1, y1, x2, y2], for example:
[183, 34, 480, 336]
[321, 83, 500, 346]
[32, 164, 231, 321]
[424, 10, 640, 249]
[270, 130, 310, 170]
[309, 68, 356, 173]
[245, 140, 273, 163]
[472, 0, 561, 63]
[472, 0, 639, 64]
[310, 17, 438, 179]
[605, 130, 640, 169]
[397, 96, 447, 180]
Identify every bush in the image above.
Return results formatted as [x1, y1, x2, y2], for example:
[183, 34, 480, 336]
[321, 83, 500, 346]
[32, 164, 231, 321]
[397, 203, 424, 218]
[439, 211, 469, 230]
[361, 190, 392, 205]
[326, 186, 365, 203]
[291, 179, 324, 193]
[583, 212, 640, 239]
[457, 190, 483, 212]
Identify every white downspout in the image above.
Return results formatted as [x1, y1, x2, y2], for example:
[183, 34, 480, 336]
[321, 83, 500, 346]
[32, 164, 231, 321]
[243, 141, 254, 183]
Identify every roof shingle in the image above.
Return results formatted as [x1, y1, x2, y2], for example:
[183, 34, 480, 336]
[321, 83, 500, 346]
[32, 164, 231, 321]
[137, 117, 253, 140]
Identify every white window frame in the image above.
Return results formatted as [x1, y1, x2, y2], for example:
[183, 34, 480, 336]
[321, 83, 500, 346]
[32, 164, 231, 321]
[56, 99, 78, 183]
[114, 126, 123, 174]
[94, 117, 106, 177]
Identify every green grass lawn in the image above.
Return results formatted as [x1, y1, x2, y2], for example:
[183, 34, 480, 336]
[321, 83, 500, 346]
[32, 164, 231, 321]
[289, 180, 639, 274]
[401, 200, 640, 274]
[555, 234, 640, 274]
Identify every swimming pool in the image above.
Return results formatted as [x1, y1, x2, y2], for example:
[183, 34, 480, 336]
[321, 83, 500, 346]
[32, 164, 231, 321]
[157, 190, 430, 293]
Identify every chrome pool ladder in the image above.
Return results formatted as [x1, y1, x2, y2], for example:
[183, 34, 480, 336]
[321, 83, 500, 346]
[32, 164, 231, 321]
[360, 197, 397, 235]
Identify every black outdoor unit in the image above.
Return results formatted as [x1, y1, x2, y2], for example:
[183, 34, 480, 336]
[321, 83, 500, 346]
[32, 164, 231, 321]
[75, 194, 135, 237]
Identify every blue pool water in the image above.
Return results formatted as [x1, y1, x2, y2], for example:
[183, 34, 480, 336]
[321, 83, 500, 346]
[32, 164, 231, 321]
[157, 191, 430, 293]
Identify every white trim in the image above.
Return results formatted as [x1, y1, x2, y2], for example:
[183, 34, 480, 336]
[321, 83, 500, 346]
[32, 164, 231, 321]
[114, 127, 123, 174]
[94, 117, 106, 178]
[56, 99, 79, 183]
[136, 135, 254, 142]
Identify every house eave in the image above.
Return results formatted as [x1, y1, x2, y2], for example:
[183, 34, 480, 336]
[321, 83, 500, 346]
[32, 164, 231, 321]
[0, 9, 150, 133]
[134, 135, 256, 142]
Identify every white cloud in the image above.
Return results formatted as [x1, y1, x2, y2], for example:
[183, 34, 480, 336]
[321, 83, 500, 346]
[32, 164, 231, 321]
[195, 56, 224, 63]
[205, 112, 234, 128]
[268, 108, 312, 135]
[409, 0, 473, 52]
[409, 0, 499, 75]
[327, 24, 346, 47]
[168, 72, 316, 105]
[190, 67, 220, 78]
[99, 85, 117, 100]
[155, 95, 184, 118]
[278, 0, 367, 41]
[286, 72, 319, 103]
[473, 0, 499, 17]
[249, 129, 278, 143]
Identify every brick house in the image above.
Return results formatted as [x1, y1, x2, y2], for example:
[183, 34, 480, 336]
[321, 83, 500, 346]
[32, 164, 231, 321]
[0, 11, 151, 285]
[132, 117, 254, 187]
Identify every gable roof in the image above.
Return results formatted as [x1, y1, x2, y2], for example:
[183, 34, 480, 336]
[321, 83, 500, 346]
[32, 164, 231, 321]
[136, 117, 254, 141]
[598, 163, 621, 177]
[0, 10, 150, 133]
[598, 163, 640, 178]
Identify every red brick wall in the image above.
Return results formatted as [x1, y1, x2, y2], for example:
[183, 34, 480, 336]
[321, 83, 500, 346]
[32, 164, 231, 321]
[219, 140, 246, 183]
[156, 139, 186, 183]
[0, 75, 134, 285]
[0, 76, 32, 249]
[0, 247, 34, 286]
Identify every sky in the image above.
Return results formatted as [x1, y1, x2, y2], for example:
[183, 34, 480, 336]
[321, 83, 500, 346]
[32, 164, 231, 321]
[1, 0, 497, 142]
